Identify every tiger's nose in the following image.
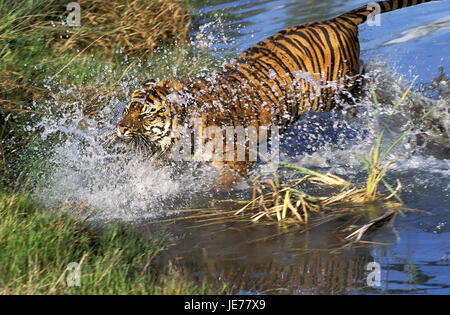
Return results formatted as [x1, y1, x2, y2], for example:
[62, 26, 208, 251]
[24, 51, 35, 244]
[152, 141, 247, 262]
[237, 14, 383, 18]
[117, 123, 129, 137]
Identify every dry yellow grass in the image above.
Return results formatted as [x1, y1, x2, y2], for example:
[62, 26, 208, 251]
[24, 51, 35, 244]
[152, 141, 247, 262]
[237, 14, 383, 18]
[0, 0, 192, 113]
[55, 0, 191, 56]
[234, 170, 402, 225]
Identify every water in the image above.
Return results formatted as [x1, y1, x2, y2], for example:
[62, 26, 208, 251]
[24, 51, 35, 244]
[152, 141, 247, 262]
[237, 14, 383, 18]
[31, 0, 449, 294]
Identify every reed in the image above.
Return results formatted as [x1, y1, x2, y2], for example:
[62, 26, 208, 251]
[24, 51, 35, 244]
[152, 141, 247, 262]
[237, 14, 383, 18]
[357, 79, 437, 203]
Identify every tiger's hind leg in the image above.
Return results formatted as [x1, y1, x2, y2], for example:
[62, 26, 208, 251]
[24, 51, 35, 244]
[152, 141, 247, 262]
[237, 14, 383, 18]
[333, 60, 367, 117]
[348, 60, 369, 116]
[354, 59, 367, 97]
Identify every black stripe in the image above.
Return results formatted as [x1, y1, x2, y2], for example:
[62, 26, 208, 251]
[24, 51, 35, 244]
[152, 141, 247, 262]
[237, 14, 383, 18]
[325, 21, 353, 76]
[244, 44, 295, 115]
[204, 76, 238, 127]
[244, 57, 289, 121]
[223, 66, 264, 124]
[258, 34, 318, 116]
[267, 37, 308, 115]
[298, 28, 332, 110]
[289, 31, 323, 75]
[220, 66, 260, 126]
[284, 30, 326, 112]
[314, 26, 334, 83]
[278, 36, 311, 71]
[379, 1, 388, 12]
[333, 18, 359, 62]
[237, 63, 283, 124]
[304, 28, 326, 64]
[337, 15, 359, 28]
[278, 35, 320, 116]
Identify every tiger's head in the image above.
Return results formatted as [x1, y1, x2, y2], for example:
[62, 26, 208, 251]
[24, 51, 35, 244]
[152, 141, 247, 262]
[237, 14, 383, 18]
[116, 79, 183, 158]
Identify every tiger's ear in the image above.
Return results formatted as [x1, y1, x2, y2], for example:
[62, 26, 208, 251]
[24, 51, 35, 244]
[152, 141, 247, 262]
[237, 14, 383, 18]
[142, 79, 157, 89]
[156, 79, 182, 91]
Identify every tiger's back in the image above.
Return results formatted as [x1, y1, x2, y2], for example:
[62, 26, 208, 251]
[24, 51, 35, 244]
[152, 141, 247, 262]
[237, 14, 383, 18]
[193, 17, 360, 127]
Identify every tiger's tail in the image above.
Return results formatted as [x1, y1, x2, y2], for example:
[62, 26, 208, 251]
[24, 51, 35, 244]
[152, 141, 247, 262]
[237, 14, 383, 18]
[340, 0, 436, 25]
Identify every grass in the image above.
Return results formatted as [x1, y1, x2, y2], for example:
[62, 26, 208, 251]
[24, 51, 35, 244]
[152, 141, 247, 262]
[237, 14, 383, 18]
[357, 79, 438, 202]
[0, 0, 212, 112]
[0, 0, 191, 57]
[53, 0, 192, 56]
[0, 0, 440, 292]
[0, 190, 224, 294]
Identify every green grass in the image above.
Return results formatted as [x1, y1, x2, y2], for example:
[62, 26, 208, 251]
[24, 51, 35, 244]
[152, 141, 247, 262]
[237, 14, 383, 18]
[355, 81, 438, 202]
[0, 191, 223, 294]
[0, 0, 215, 105]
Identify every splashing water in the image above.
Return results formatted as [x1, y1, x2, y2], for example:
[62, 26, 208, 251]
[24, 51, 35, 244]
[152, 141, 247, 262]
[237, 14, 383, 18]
[27, 11, 449, 225]
[29, 26, 232, 222]
[30, 59, 448, 224]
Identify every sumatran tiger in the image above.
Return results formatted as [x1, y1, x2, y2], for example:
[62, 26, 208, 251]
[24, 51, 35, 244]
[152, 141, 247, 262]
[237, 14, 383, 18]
[116, 0, 435, 188]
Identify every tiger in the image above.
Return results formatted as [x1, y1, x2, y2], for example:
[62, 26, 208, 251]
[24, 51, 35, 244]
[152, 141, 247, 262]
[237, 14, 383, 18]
[116, 0, 435, 188]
